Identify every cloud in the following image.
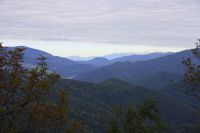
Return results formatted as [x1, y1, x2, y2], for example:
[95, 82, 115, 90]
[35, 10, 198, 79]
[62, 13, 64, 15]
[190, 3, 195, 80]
[0, 0, 200, 48]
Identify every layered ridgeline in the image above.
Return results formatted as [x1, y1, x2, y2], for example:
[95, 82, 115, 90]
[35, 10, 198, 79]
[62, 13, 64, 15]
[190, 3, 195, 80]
[78, 52, 172, 67]
[75, 50, 196, 89]
[7, 46, 197, 92]
[54, 79, 199, 133]
[7, 46, 171, 78]
[7, 46, 195, 92]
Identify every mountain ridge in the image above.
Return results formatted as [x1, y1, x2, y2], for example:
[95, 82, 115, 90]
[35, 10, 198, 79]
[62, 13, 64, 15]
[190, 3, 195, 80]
[7, 46, 97, 78]
[75, 49, 195, 82]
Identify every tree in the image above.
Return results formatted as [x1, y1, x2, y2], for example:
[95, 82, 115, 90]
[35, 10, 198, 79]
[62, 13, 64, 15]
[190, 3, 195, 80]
[182, 39, 200, 133]
[107, 99, 167, 133]
[182, 39, 200, 87]
[0, 43, 85, 133]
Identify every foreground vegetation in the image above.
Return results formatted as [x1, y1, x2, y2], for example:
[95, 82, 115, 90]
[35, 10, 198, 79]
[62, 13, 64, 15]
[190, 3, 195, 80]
[0, 43, 85, 133]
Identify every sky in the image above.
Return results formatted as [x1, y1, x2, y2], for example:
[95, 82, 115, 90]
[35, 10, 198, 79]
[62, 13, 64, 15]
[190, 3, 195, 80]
[1, 0, 200, 57]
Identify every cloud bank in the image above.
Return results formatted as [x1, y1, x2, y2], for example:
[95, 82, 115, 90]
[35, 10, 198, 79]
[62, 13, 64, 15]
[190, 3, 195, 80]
[0, 0, 200, 48]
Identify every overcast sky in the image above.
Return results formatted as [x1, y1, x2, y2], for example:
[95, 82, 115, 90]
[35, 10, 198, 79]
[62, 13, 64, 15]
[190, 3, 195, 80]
[1, 0, 200, 57]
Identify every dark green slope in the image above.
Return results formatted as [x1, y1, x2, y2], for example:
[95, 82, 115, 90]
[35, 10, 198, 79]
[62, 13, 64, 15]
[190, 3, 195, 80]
[160, 80, 200, 109]
[53, 79, 199, 133]
[133, 71, 184, 90]
[75, 50, 195, 82]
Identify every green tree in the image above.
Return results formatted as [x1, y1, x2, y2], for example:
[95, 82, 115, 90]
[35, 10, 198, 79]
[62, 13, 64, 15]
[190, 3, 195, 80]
[107, 99, 167, 133]
[0, 43, 85, 133]
[182, 39, 200, 133]
[183, 39, 200, 87]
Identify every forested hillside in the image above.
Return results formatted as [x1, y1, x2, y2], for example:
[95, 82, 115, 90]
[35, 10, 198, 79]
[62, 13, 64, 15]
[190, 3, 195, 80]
[54, 79, 199, 132]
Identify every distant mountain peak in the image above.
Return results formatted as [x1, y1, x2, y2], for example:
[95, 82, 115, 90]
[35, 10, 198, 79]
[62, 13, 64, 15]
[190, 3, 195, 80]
[78, 57, 110, 67]
[91, 57, 109, 61]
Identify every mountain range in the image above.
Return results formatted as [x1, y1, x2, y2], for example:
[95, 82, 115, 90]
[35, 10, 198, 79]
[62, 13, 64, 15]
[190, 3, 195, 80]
[8, 46, 196, 91]
[7, 46, 172, 78]
[75, 50, 195, 85]
[78, 52, 172, 67]
[7, 46, 195, 90]
[69, 53, 133, 61]
[6, 45, 200, 132]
